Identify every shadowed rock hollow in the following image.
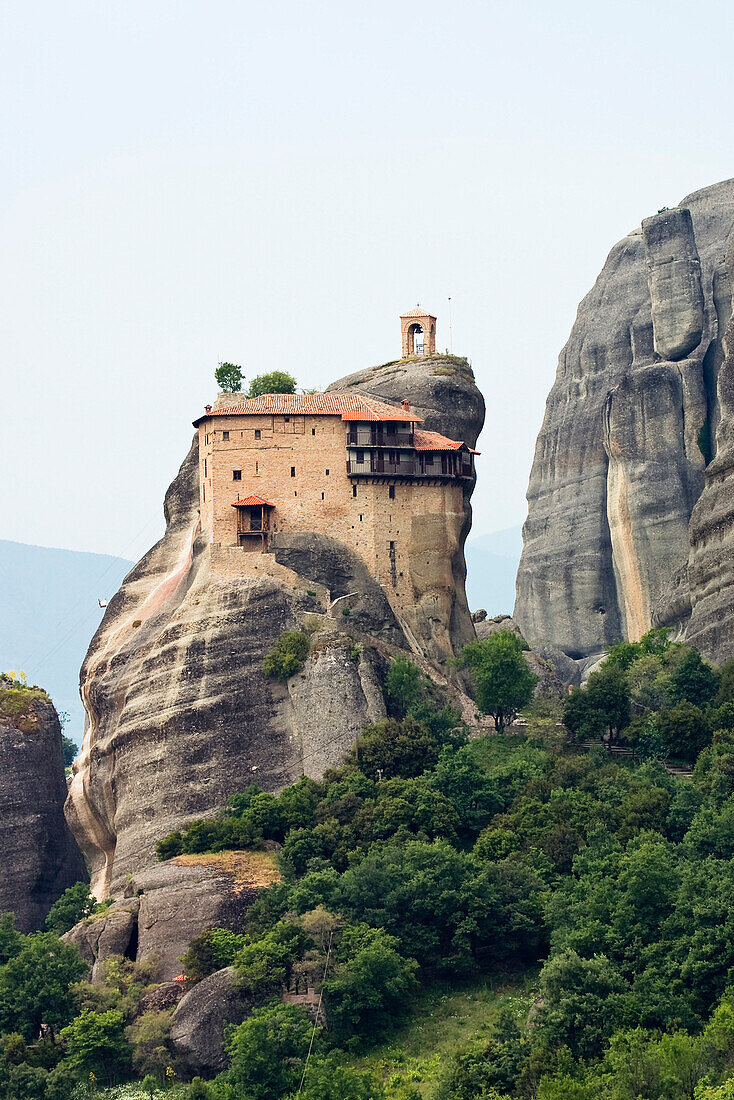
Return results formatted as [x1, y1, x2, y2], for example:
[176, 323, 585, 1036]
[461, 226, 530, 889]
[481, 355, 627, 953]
[516, 179, 734, 664]
[64, 355, 484, 973]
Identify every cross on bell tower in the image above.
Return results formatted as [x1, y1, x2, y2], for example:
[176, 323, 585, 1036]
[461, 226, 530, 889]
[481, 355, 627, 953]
[400, 306, 436, 358]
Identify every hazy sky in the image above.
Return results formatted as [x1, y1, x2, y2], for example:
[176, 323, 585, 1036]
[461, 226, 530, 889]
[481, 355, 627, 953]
[3, 0, 734, 568]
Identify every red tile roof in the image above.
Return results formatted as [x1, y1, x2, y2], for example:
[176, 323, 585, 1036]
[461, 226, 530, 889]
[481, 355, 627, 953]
[194, 393, 422, 426]
[401, 306, 436, 318]
[414, 429, 466, 452]
[231, 495, 276, 507]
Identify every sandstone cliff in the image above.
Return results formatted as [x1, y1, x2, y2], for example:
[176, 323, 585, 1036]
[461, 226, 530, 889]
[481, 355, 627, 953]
[65, 357, 484, 967]
[0, 693, 86, 930]
[516, 179, 734, 663]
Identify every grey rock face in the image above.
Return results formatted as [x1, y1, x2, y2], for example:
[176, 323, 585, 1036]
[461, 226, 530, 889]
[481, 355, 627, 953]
[170, 967, 257, 1076]
[687, 231, 734, 663]
[67, 357, 483, 907]
[516, 179, 734, 661]
[0, 698, 86, 931]
[64, 858, 271, 981]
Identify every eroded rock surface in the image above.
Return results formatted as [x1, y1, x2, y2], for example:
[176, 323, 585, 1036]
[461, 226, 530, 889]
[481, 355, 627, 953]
[64, 852, 280, 980]
[516, 179, 734, 662]
[66, 359, 483, 917]
[0, 698, 86, 931]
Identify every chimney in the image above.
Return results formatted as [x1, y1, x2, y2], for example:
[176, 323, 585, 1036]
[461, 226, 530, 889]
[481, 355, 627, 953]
[402, 400, 410, 412]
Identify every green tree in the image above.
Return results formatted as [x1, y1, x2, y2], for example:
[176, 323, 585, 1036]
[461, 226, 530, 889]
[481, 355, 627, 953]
[716, 658, 734, 706]
[0, 914, 22, 965]
[59, 1008, 130, 1085]
[292, 1056, 386, 1098]
[461, 633, 538, 729]
[263, 631, 310, 680]
[656, 701, 711, 762]
[61, 736, 77, 768]
[669, 647, 720, 708]
[248, 371, 298, 397]
[534, 949, 627, 1060]
[222, 1002, 313, 1100]
[0, 933, 86, 1040]
[355, 717, 441, 781]
[322, 923, 418, 1043]
[384, 657, 424, 718]
[236, 920, 312, 995]
[215, 362, 243, 392]
[125, 1009, 173, 1079]
[563, 663, 630, 742]
[181, 927, 246, 982]
[45, 882, 95, 935]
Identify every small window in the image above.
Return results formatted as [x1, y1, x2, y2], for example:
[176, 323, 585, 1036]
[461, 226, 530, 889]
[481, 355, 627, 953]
[222, 431, 229, 441]
[359, 514, 363, 522]
[203, 484, 206, 502]
[294, 491, 298, 497]
[389, 485, 395, 500]
[204, 459, 207, 476]
[321, 492, 325, 500]
[255, 461, 259, 473]
[291, 467, 296, 477]
[285, 417, 290, 422]
[233, 470, 242, 480]
[255, 429, 261, 439]
[325, 469, 329, 476]
[312, 428, 316, 435]
[352, 485, 357, 497]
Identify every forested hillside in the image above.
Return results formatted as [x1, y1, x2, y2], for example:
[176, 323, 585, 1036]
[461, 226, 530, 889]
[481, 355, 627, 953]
[0, 632, 734, 1098]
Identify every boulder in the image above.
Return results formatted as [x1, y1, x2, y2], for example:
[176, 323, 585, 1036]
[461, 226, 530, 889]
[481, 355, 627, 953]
[0, 696, 86, 931]
[474, 614, 525, 643]
[63, 900, 139, 976]
[63, 852, 281, 981]
[170, 967, 257, 1077]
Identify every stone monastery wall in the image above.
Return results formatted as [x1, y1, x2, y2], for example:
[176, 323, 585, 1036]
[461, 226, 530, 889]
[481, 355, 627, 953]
[197, 411, 465, 628]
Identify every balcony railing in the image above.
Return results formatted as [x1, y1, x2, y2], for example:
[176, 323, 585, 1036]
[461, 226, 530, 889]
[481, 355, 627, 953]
[346, 427, 414, 448]
[347, 457, 474, 479]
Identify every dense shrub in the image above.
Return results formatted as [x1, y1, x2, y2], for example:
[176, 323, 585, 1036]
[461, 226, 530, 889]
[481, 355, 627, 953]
[263, 631, 311, 680]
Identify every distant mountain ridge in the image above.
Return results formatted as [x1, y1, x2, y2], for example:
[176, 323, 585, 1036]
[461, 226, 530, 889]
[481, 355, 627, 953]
[0, 540, 133, 743]
[464, 526, 522, 617]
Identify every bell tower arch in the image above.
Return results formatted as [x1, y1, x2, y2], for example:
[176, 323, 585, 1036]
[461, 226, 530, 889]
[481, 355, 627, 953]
[400, 306, 436, 358]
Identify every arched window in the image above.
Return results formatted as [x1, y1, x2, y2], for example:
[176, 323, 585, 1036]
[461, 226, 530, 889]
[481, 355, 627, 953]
[408, 323, 424, 355]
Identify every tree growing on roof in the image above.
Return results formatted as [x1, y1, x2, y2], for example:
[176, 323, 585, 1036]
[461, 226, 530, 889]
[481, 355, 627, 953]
[248, 371, 297, 397]
[215, 362, 244, 393]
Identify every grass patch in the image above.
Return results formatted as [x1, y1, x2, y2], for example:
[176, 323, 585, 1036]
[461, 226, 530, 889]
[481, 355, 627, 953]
[171, 849, 282, 890]
[352, 972, 536, 1097]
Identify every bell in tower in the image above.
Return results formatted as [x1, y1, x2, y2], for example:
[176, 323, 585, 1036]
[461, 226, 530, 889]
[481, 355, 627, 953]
[400, 306, 437, 358]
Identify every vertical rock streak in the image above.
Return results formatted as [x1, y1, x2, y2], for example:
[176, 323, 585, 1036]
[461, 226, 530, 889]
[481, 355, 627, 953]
[516, 179, 734, 659]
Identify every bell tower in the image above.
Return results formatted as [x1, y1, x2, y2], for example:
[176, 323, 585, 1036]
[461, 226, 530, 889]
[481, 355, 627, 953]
[400, 306, 436, 358]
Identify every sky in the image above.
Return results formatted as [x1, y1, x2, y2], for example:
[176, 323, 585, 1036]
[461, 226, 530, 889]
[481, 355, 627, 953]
[2, 0, 734, 568]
